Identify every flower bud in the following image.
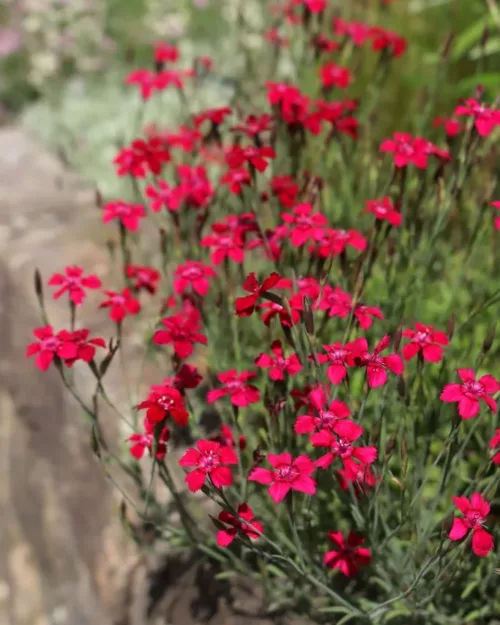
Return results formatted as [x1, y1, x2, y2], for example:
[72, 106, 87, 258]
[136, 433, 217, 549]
[482, 324, 496, 354]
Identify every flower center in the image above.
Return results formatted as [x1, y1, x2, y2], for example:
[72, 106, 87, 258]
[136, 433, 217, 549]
[466, 510, 484, 528]
[200, 451, 220, 471]
[183, 267, 202, 279]
[42, 337, 59, 351]
[465, 381, 483, 396]
[276, 464, 297, 481]
[415, 331, 430, 344]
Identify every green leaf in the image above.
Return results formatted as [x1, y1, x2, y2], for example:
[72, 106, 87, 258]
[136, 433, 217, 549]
[214, 570, 236, 580]
[461, 579, 479, 600]
[468, 38, 500, 60]
[457, 73, 500, 95]
[451, 16, 497, 60]
[384, 606, 413, 622]
[265, 564, 287, 578]
[318, 606, 352, 615]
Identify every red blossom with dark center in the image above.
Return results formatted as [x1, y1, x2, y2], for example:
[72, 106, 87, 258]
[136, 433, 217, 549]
[220, 168, 252, 195]
[260, 294, 303, 327]
[365, 197, 402, 227]
[369, 27, 407, 57]
[320, 62, 352, 90]
[349, 335, 404, 388]
[234, 272, 281, 317]
[317, 228, 367, 257]
[333, 18, 371, 46]
[248, 452, 317, 503]
[449, 493, 494, 557]
[153, 312, 207, 359]
[324, 531, 372, 577]
[210, 424, 247, 451]
[281, 203, 328, 247]
[26, 325, 79, 371]
[380, 133, 449, 169]
[433, 116, 462, 137]
[138, 384, 189, 426]
[113, 137, 171, 177]
[440, 369, 499, 419]
[316, 341, 354, 385]
[225, 145, 276, 173]
[207, 370, 260, 407]
[194, 106, 232, 129]
[337, 463, 377, 496]
[128, 418, 170, 460]
[48, 266, 101, 305]
[173, 261, 216, 297]
[294, 386, 350, 435]
[99, 288, 141, 324]
[161, 364, 202, 393]
[57, 329, 106, 367]
[201, 223, 246, 265]
[402, 323, 449, 362]
[270, 175, 300, 207]
[148, 165, 214, 212]
[154, 42, 179, 64]
[311, 420, 378, 472]
[126, 265, 161, 294]
[317, 285, 383, 330]
[230, 114, 274, 139]
[454, 99, 500, 137]
[216, 503, 263, 547]
[179, 439, 238, 491]
[489, 429, 500, 465]
[255, 340, 302, 381]
[491, 201, 500, 230]
[102, 200, 146, 232]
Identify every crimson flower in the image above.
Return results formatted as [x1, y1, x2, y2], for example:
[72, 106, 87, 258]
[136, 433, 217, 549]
[333, 18, 371, 46]
[179, 439, 238, 491]
[102, 200, 146, 232]
[125, 69, 162, 99]
[161, 364, 202, 393]
[433, 116, 462, 137]
[207, 370, 260, 407]
[316, 342, 354, 385]
[255, 340, 302, 381]
[216, 503, 263, 547]
[317, 228, 367, 257]
[230, 114, 273, 140]
[147, 165, 213, 212]
[138, 384, 189, 426]
[270, 175, 299, 207]
[234, 272, 281, 317]
[317, 286, 383, 329]
[491, 201, 500, 230]
[201, 223, 245, 265]
[153, 312, 207, 359]
[312, 34, 340, 54]
[282, 203, 328, 247]
[402, 323, 448, 362]
[337, 463, 377, 495]
[114, 137, 170, 177]
[226, 145, 276, 173]
[350, 335, 404, 388]
[126, 264, 160, 294]
[380, 133, 447, 169]
[312, 420, 377, 471]
[320, 62, 352, 89]
[194, 106, 232, 129]
[324, 531, 371, 576]
[174, 261, 216, 297]
[57, 329, 106, 366]
[365, 197, 402, 226]
[248, 452, 317, 503]
[489, 429, 500, 465]
[370, 27, 407, 57]
[449, 493, 494, 557]
[26, 326, 78, 371]
[161, 125, 201, 152]
[454, 99, 500, 137]
[440, 369, 499, 419]
[220, 168, 252, 194]
[154, 42, 179, 64]
[48, 266, 101, 305]
[210, 424, 247, 451]
[128, 419, 170, 460]
[260, 294, 302, 327]
[295, 386, 350, 435]
[99, 288, 141, 323]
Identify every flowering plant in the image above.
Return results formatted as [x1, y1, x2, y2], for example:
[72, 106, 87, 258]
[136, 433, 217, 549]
[28, 1, 500, 623]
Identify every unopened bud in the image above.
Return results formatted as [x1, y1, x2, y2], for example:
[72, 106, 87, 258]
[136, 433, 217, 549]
[34, 268, 43, 299]
[370, 418, 382, 446]
[95, 188, 103, 208]
[482, 324, 496, 354]
[385, 433, 396, 458]
[447, 311, 456, 340]
[303, 297, 315, 335]
[90, 427, 101, 458]
[440, 32, 454, 60]
[481, 26, 489, 49]
[392, 321, 403, 351]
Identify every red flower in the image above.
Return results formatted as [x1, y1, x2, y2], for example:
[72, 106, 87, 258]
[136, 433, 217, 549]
[489, 429, 500, 464]
[26, 326, 78, 371]
[226, 145, 276, 173]
[128, 418, 170, 460]
[153, 312, 207, 359]
[337, 464, 377, 495]
[350, 335, 404, 388]
[449, 493, 494, 557]
[333, 18, 371, 46]
[314, 100, 359, 139]
[370, 27, 407, 57]
[147, 165, 214, 212]
[207, 370, 260, 407]
[174, 261, 216, 297]
[295, 386, 350, 435]
[194, 106, 232, 129]
[48, 266, 101, 305]
[317, 228, 367, 257]
[57, 329, 106, 366]
[316, 341, 354, 385]
[201, 223, 246, 265]
[260, 294, 302, 327]
[324, 531, 371, 576]
[216, 503, 263, 547]
[302, 0, 326, 12]
[433, 116, 462, 137]
[270, 175, 300, 207]
[402, 323, 449, 362]
[102, 200, 146, 232]
[248, 452, 317, 503]
[161, 125, 201, 153]
[235, 272, 281, 317]
[380, 133, 446, 169]
[163, 364, 203, 392]
[221, 168, 252, 195]
[312, 420, 377, 472]
[99, 288, 141, 323]
[230, 114, 273, 139]
[282, 203, 328, 247]
[255, 340, 302, 381]
[454, 98, 500, 137]
[317, 286, 383, 329]
[365, 197, 402, 226]
[126, 265, 161, 294]
[210, 424, 246, 451]
[312, 34, 340, 54]
[138, 384, 189, 426]
[440, 369, 499, 419]
[491, 201, 500, 230]
[145, 180, 176, 213]
[179, 439, 238, 491]
[114, 137, 170, 178]
[154, 42, 179, 64]
[320, 62, 352, 89]
[125, 69, 162, 99]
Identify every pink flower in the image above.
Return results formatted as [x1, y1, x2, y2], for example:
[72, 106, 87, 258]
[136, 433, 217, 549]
[433, 116, 462, 137]
[48, 266, 101, 305]
[126, 265, 161, 294]
[248, 452, 317, 503]
[216, 503, 263, 547]
[220, 168, 252, 195]
[440, 369, 499, 419]
[295, 386, 350, 435]
[317, 286, 383, 330]
[207, 370, 260, 407]
[281, 203, 328, 247]
[350, 335, 404, 388]
[489, 429, 500, 464]
[102, 200, 146, 232]
[153, 311, 207, 359]
[179, 439, 238, 491]
[99, 288, 141, 323]
[380, 133, 449, 169]
[26, 326, 78, 371]
[260, 295, 302, 327]
[230, 113, 274, 140]
[333, 18, 371, 46]
[337, 463, 377, 495]
[449, 493, 494, 557]
[270, 175, 299, 207]
[128, 419, 170, 460]
[491, 201, 500, 230]
[154, 42, 179, 64]
[454, 98, 500, 137]
[320, 62, 352, 89]
[324, 531, 371, 576]
[138, 384, 189, 426]
[225, 145, 276, 173]
[57, 329, 106, 367]
[370, 27, 407, 58]
[365, 197, 402, 226]
[114, 137, 170, 178]
[174, 261, 216, 297]
[255, 340, 302, 381]
[234, 272, 281, 317]
[312, 420, 377, 472]
[201, 223, 245, 265]
[317, 228, 367, 257]
[402, 323, 449, 362]
[316, 342, 354, 385]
